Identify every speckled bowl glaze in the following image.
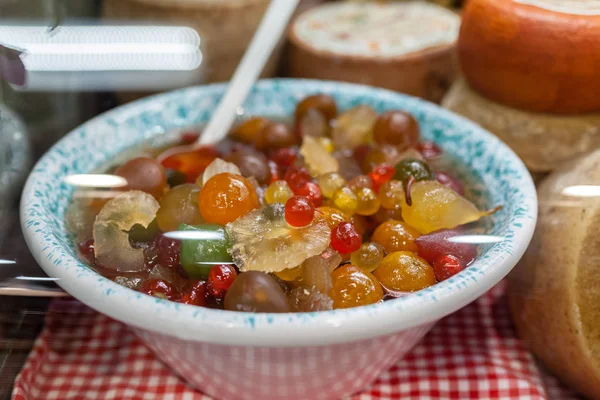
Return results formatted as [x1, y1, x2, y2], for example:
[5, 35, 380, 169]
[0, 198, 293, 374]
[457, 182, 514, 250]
[21, 79, 537, 400]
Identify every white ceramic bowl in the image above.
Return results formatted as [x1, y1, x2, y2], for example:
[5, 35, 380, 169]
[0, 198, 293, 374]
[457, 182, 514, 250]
[21, 79, 537, 400]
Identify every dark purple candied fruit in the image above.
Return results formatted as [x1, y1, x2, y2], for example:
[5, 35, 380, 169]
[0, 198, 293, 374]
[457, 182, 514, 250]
[415, 229, 476, 265]
[155, 235, 181, 269]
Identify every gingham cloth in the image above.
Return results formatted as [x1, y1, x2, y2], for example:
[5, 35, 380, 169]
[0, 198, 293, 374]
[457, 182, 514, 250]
[11, 282, 582, 400]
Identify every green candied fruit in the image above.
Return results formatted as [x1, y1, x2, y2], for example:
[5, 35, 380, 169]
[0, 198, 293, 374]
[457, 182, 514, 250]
[179, 223, 233, 278]
[394, 158, 433, 184]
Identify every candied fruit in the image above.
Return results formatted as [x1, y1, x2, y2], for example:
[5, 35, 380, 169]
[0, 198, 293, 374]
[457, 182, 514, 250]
[207, 264, 237, 299]
[355, 187, 380, 216]
[288, 287, 333, 312]
[373, 251, 436, 292]
[198, 173, 259, 225]
[331, 105, 377, 149]
[115, 157, 167, 199]
[435, 171, 465, 196]
[379, 180, 405, 209]
[298, 108, 329, 138]
[224, 271, 291, 312]
[350, 242, 384, 273]
[415, 229, 476, 265]
[330, 265, 383, 309]
[317, 172, 346, 199]
[265, 180, 294, 205]
[373, 110, 420, 149]
[317, 206, 349, 230]
[317, 137, 335, 153]
[200, 158, 241, 186]
[371, 220, 420, 253]
[295, 94, 337, 123]
[156, 184, 204, 232]
[285, 196, 315, 227]
[331, 221, 362, 254]
[257, 122, 297, 150]
[179, 224, 232, 278]
[331, 187, 358, 215]
[433, 254, 466, 281]
[394, 159, 433, 184]
[225, 151, 271, 185]
[232, 116, 270, 145]
[301, 136, 339, 177]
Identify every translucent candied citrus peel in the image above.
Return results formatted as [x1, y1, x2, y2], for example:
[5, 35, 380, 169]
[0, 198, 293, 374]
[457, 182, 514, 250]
[300, 136, 339, 177]
[226, 204, 331, 273]
[93, 190, 159, 272]
[331, 105, 378, 149]
[199, 158, 241, 186]
[401, 180, 501, 234]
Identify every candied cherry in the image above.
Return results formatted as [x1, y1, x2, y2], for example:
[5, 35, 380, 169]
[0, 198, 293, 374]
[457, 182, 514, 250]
[330, 265, 383, 309]
[283, 166, 311, 192]
[317, 206, 349, 230]
[369, 164, 395, 189]
[373, 110, 420, 149]
[371, 220, 420, 254]
[414, 229, 476, 265]
[257, 122, 297, 150]
[225, 151, 271, 185]
[295, 94, 337, 123]
[331, 187, 358, 215]
[178, 280, 207, 306]
[433, 254, 466, 281]
[265, 180, 294, 204]
[285, 196, 315, 227]
[198, 173, 259, 225]
[331, 221, 362, 254]
[141, 278, 175, 300]
[232, 116, 270, 144]
[394, 159, 433, 183]
[295, 182, 323, 207]
[115, 157, 167, 199]
[350, 242, 385, 273]
[161, 146, 218, 183]
[270, 148, 297, 168]
[354, 187, 380, 216]
[155, 235, 181, 269]
[417, 141, 442, 160]
[224, 271, 291, 313]
[317, 172, 346, 199]
[378, 180, 404, 209]
[373, 251, 436, 292]
[207, 265, 237, 299]
[435, 171, 465, 196]
[156, 184, 204, 232]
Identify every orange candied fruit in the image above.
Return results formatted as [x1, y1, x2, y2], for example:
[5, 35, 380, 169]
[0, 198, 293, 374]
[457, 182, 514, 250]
[373, 251, 436, 292]
[330, 264, 383, 309]
[198, 173, 259, 225]
[371, 220, 420, 254]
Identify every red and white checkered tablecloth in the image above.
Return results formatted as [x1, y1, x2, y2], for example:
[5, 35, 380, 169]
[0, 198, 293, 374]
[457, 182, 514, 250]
[11, 282, 582, 400]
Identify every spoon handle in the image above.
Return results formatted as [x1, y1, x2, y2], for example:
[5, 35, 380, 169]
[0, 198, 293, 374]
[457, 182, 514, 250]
[198, 0, 299, 146]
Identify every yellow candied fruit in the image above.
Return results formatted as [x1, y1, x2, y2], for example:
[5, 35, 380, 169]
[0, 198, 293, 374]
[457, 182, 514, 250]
[331, 187, 358, 215]
[317, 172, 346, 199]
[373, 251, 436, 292]
[265, 180, 294, 205]
[317, 206, 349, 230]
[274, 265, 305, 281]
[316, 137, 335, 153]
[379, 180, 404, 209]
[355, 187, 381, 216]
[350, 242, 385, 273]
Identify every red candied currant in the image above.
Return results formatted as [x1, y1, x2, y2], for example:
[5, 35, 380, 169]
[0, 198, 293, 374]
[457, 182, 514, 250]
[79, 238, 95, 264]
[435, 171, 464, 196]
[207, 265, 238, 299]
[271, 147, 297, 168]
[331, 222, 362, 254]
[433, 254, 466, 282]
[416, 141, 442, 160]
[156, 235, 181, 269]
[179, 280, 208, 306]
[284, 166, 311, 192]
[369, 164, 395, 190]
[141, 278, 175, 300]
[285, 195, 315, 227]
[295, 181, 323, 207]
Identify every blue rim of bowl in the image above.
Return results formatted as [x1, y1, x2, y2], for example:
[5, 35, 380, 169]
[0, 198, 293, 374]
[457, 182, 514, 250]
[21, 79, 537, 347]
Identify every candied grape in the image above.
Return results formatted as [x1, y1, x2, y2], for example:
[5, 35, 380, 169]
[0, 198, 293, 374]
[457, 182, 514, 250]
[317, 137, 335, 153]
[224, 271, 291, 313]
[285, 196, 315, 227]
[283, 166, 311, 192]
[288, 287, 333, 312]
[330, 265, 383, 309]
[207, 265, 237, 299]
[331, 187, 358, 215]
[156, 234, 181, 269]
[257, 122, 297, 150]
[394, 159, 433, 183]
[417, 141, 442, 160]
[156, 184, 204, 232]
[317, 172, 346, 199]
[355, 187, 380, 216]
[295, 94, 337, 123]
[331, 105, 378, 149]
[160, 146, 218, 183]
[298, 108, 329, 138]
[435, 171, 465, 196]
[274, 265, 304, 281]
[369, 164, 395, 188]
[141, 278, 175, 300]
[115, 157, 167, 199]
[331, 221, 362, 254]
[373, 251, 436, 292]
[232, 116, 270, 144]
[350, 242, 384, 273]
[198, 173, 259, 225]
[179, 224, 233, 278]
[372, 220, 420, 254]
[265, 180, 294, 204]
[414, 229, 476, 265]
[317, 206, 349, 230]
[433, 254, 466, 281]
[225, 151, 271, 185]
[379, 180, 404, 209]
[295, 182, 323, 207]
[373, 110, 420, 149]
